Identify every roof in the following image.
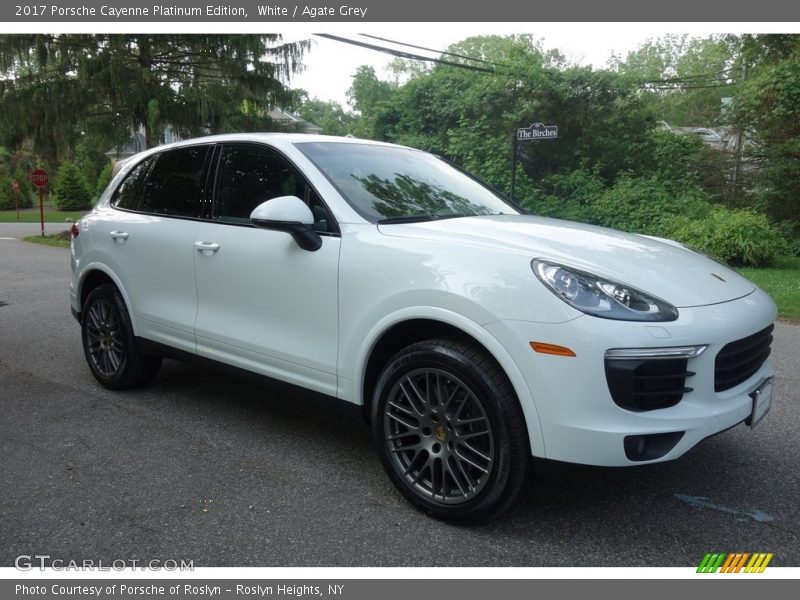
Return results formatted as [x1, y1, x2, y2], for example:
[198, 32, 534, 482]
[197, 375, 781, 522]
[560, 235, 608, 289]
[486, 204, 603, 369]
[114, 132, 412, 168]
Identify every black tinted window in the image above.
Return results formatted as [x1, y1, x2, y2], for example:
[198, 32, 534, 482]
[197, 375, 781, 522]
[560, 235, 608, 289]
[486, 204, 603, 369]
[110, 157, 152, 210]
[215, 144, 304, 223]
[139, 146, 209, 217]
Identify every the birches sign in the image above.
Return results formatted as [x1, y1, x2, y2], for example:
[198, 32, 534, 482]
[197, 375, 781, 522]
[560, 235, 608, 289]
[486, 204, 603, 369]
[510, 123, 558, 202]
[517, 123, 558, 141]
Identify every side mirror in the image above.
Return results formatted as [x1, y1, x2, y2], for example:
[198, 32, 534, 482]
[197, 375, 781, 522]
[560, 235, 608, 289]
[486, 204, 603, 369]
[250, 196, 322, 252]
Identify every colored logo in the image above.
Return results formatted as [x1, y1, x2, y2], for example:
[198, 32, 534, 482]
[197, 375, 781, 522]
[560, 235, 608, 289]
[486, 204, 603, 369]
[697, 552, 773, 573]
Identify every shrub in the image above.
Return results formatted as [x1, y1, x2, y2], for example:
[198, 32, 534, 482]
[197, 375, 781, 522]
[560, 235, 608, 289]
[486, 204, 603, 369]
[53, 161, 92, 210]
[670, 208, 788, 267]
[523, 169, 604, 222]
[95, 160, 114, 198]
[0, 172, 34, 210]
[0, 176, 14, 210]
[12, 168, 34, 208]
[589, 174, 712, 237]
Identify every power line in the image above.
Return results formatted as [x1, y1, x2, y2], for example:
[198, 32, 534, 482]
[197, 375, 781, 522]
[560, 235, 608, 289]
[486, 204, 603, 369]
[317, 33, 737, 93]
[314, 34, 497, 74]
[358, 34, 504, 69]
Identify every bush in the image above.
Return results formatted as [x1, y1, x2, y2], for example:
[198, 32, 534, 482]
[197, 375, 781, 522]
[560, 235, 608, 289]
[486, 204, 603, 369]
[0, 172, 34, 210]
[589, 174, 712, 237]
[12, 168, 34, 208]
[522, 169, 604, 222]
[95, 160, 114, 198]
[53, 161, 92, 210]
[0, 176, 14, 210]
[670, 208, 788, 267]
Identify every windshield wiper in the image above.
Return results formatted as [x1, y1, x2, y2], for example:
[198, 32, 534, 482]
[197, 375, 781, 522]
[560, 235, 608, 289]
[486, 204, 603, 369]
[377, 213, 469, 224]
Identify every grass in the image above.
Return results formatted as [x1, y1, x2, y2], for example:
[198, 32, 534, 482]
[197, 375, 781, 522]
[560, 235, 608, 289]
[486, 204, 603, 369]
[23, 230, 71, 249]
[737, 257, 800, 321]
[0, 207, 88, 223]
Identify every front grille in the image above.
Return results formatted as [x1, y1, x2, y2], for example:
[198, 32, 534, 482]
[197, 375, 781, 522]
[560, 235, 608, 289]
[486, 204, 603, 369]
[605, 358, 694, 412]
[715, 324, 773, 392]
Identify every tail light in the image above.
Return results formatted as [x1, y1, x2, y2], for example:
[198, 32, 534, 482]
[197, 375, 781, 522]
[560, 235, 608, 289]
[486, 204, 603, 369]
[70, 223, 80, 238]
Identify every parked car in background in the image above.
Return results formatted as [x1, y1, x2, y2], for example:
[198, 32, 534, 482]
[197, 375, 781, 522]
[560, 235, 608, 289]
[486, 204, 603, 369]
[691, 127, 725, 149]
[70, 134, 777, 521]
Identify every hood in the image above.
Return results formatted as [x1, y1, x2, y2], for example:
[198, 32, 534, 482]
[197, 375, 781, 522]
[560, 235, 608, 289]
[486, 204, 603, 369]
[377, 214, 755, 308]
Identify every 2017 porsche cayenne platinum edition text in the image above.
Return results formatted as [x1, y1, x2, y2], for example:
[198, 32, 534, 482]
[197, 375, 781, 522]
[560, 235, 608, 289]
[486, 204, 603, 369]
[70, 134, 777, 521]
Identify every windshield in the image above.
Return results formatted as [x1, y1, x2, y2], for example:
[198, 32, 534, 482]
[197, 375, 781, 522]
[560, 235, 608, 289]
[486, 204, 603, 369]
[295, 142, 519, 223]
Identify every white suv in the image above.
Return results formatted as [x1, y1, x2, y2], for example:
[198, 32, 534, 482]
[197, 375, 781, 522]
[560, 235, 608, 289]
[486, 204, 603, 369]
[70, 133, 776, 521]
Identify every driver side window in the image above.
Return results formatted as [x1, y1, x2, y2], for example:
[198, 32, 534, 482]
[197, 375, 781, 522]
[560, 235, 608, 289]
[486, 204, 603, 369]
[214, 144, 333, 232]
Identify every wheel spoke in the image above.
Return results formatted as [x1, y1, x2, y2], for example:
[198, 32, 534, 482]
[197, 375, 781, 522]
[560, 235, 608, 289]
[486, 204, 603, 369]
[386, 411, 419, 430]
[387, 400, 416, 418]
[400, 379, 427, 416]
[458, 429, 490, 440]
[445, 456, 468, 497]
[454, 447, 490, 474]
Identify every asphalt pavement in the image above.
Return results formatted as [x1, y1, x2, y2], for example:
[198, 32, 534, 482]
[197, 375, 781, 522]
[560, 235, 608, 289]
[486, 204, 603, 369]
[1, 226, 798, 567]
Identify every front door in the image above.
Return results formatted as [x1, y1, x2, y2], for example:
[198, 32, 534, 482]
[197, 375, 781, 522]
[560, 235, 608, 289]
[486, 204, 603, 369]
[193, 143, 340, 396]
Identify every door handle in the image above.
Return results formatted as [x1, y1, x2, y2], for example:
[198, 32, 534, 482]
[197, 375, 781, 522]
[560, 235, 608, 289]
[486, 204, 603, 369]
[110, 231, 129, 243]
[194, 241, 221, 256]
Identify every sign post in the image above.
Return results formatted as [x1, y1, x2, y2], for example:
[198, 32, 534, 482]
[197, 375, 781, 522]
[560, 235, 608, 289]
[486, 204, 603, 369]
[11, 179, 20, 220]
[30, 168, 49, 237]
[511, 123, 558, 202]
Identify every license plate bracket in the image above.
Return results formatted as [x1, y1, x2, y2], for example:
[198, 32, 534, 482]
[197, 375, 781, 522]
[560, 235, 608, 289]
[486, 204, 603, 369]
[748, 377, 773, 429]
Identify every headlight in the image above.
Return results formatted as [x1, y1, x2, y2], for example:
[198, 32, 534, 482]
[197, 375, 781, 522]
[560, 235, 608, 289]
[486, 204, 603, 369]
[532, 259, 678, 322]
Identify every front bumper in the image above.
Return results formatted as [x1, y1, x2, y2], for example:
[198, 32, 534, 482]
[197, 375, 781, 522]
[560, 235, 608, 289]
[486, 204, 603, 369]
[484, 287, 777, 466]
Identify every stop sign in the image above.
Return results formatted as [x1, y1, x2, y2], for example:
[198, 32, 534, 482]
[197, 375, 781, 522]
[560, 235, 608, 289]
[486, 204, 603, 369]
[30, 169, 49, 188]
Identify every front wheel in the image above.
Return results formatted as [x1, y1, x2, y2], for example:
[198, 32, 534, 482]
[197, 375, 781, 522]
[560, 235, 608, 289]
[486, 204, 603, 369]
[81, 284, 162, 390]
[371, 338, 529, 522]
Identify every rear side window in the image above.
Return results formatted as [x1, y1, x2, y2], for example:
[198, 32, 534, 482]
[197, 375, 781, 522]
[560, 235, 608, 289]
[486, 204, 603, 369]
[110, 157, 153, 210]
[138, 145, 209, 217]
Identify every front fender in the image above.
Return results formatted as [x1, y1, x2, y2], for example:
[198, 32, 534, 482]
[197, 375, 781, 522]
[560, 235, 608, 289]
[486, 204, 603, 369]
[341, 305, 546, 459]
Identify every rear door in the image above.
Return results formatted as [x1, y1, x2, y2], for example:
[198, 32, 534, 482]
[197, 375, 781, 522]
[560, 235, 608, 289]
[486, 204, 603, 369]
[105, 145, 211, 353]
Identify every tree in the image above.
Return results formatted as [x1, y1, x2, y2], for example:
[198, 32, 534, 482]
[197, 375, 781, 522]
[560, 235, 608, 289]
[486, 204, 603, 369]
[95, 160, 114, 198]
[0, 34, 309, 163]
[611, 35, 739, 127]
[346, 65, 397, 139]
[53, 160, 92, 210]
[350, 35, 656, 202]
[295, 93, 355, 136]
[732, 35, 800, 224]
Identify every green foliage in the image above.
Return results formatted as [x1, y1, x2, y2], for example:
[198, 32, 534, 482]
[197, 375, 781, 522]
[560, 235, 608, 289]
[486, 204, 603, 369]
[648, 129, 705, 185]
[12, 168, 34, 208]
[670, 208, 788, 267]
[53, 161, 92, 210]
[295, 97, 354, 136]
[346, 65, 397, 139]
[611, 35, 738, 127]
[0, 175, 15, 210]
[524, 169, 604, 222]
[95, 160, 114, 197]
[587, 174, 712, 236]
[0, 34, 310, 163]
[733, 37, 800, 223]
[0, 170, 33, 210]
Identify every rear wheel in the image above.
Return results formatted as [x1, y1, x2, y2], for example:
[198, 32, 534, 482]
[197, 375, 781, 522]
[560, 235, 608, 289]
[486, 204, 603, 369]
[372, 338, 529, 521]
[81, 284, 162, 390]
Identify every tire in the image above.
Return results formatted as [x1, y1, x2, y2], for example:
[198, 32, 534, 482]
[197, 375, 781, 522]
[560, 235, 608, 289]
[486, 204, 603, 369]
[371, 338, 530, 522]
[81, 284, 162, 390]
